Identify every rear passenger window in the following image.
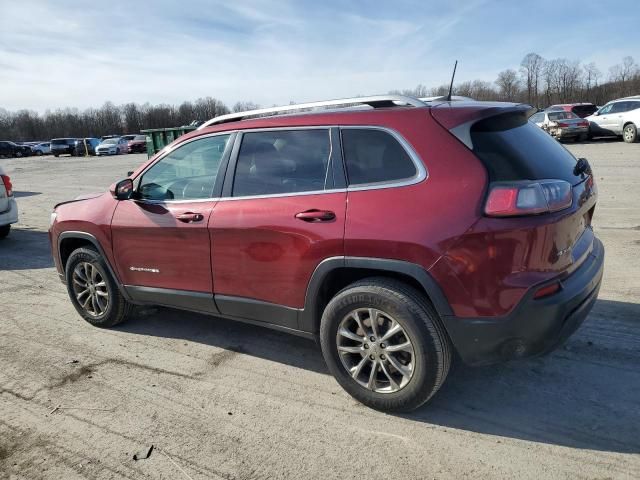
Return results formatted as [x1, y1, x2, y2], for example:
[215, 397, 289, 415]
[341, 129, 417, 186]
[233, 129, 331, 197]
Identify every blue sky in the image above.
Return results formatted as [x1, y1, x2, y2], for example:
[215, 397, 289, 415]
[0, 0, 637, 112]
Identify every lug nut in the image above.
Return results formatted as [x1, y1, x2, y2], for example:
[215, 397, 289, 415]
[380, 343, 386, 348]
[369, 355, 375, 360]
[380, 354, 386, 360]
[363, 344, 369, 349]
[370, 336, 376, 342]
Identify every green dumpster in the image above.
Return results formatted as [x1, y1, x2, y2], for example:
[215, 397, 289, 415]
[140, 126, 197, 158]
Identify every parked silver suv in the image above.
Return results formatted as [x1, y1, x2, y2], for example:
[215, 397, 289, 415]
[586, 95, 640, 143]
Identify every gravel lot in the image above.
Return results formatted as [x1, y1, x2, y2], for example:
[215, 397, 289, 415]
[1, 143, 639, 479]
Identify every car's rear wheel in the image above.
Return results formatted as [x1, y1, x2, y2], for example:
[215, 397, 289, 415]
[0, 225, 10, 239]
[15, 151, 22, 158]
[116, 148, 120, 155]
[36, 150, 42, 156]
[65, 247, 133, 328]
[54, 154, 59, 157]
[320, 278, 451, 412]
[623, 123, 638, 143]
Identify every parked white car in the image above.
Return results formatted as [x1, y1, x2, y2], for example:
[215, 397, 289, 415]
[95, 137, 129, 156]
[529, 110, 589, 141]
[0, 166, 18, 238]
[32, 142, 51, 156]
[585, 95, 640, 143]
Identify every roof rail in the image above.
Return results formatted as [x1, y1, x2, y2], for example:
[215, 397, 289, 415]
[197, 95, 426, 129]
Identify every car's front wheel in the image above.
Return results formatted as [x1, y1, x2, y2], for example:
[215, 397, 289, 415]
[65, 247, 133, 327]
[320, 278, 451, 412]
[623, 123, 638, 143]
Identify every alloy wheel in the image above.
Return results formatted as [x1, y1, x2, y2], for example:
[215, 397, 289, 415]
[624, 126, 634, 142]
[72, 262, 109, 317]
[336, 308, 415, 393]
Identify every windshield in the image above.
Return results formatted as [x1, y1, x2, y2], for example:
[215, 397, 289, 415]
[135, 135, 146, 141]
[548, 112, 578, 121]
[102, 139, 118, 145]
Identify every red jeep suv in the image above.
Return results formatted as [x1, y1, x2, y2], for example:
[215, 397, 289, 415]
[49, 95, 604, 412]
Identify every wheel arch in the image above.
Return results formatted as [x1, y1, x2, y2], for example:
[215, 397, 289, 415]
[58, 231, 130, 299]
[299, 257, 454, 334]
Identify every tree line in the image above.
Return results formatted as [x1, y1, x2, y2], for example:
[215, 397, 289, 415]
[394, 54, 640, 107]
[2, 53, 639, 142]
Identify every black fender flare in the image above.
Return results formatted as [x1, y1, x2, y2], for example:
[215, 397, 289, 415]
[57, 231, 131, 300]
[298, 256, 453, 333]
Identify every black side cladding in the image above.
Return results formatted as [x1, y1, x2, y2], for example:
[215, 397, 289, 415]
[470, 111, 584, 185]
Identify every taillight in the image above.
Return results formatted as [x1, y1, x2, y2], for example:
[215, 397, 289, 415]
[557, 122, 569, 128]
[1, 175, 12, 197]
[485, 180, 573, 217]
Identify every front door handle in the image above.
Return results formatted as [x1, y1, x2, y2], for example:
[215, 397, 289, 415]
[176, 212, 204, 223]
[295, 209, 336, 222]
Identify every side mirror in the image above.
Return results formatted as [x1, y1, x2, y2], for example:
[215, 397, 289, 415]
[113, 178, 134, 200]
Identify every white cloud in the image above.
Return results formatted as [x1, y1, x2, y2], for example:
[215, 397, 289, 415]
[0, 0, 637, 112]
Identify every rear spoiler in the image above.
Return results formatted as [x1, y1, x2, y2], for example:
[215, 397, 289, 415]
[430, 102, 536, 149]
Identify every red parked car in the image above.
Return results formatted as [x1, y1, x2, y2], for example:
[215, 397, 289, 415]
[49, 95, 603, 412]
[127, 134, 147, 154]
[546, 103, 598, 118]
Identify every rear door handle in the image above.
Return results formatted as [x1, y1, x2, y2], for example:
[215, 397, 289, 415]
[176, 212, 204, 223]
[295, 209, 336, 222]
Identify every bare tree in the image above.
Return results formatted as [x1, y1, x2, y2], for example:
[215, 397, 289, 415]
[232, 101, 261, 112]
[583, 62, 601, 99]
[496, 69, 521, 101]
[609, 56, 638, 96]
[520, 53, 544, 106]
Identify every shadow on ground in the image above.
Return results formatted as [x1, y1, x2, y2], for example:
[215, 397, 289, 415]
[0, 228, 54, 270]
[12, 191, 41, 198]
[118, 298, 640, 454]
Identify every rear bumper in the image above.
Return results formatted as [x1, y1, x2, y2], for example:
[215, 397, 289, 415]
[442, 237, 604, 366]
[0, 198, 19, 225]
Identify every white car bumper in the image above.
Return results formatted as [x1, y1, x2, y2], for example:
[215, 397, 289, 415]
[96, 148, 117, 156]
[0, 198, 19, 226]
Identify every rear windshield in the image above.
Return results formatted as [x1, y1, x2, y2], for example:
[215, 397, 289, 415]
[548, 112, 578, 121]
[51, 139, 74, 145]
[134, 135, 146, 141]
[470, 112, 580, 184]
[572, 105, 597, 117]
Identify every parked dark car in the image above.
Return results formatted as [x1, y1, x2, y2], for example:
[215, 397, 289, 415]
[50, 138, 78, 157]
[50, 95, 603, 412]
[546, 103, 598, 118]
[73, 138, 101, 156]
[0, 141, 32, 158]
[127, 135, 147, 153]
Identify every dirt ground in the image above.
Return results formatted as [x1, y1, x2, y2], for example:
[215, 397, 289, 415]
[1, 142, 639, 479]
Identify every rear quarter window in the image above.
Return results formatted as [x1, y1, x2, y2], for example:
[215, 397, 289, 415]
[470, 112, 580, 184]
[341, 128, 417, 186]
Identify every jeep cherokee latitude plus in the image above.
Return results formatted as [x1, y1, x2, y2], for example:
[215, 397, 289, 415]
[49, 95, 604, 412]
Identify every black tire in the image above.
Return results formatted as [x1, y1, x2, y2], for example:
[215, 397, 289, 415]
[320, 277, 452, 412]
[36, 150, 42, 156]
[116, 148, 120, 155]
[0, 225, 10, 239]
[578, 133, 588, 142]
[623, 123, 638, 143]
[65, 247, 133, 328]
[54, 154, 59, 157]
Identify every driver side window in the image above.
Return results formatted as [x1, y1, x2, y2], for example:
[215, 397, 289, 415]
[598, 104, 613, 115]
[139, 134, 230, 201]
